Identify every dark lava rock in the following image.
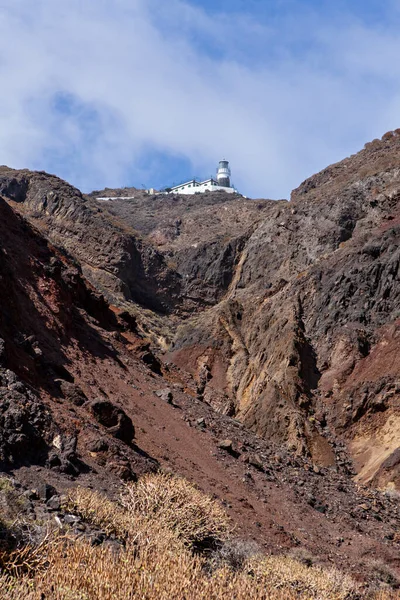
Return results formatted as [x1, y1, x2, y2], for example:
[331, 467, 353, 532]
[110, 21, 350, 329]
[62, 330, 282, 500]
[0, 372, 52, 469]
[64, 514, 81, 524]
[218, 439, 240, 457]
[58, 381, 88, 407]
[36, 483, 57, 501]
[87, 438, 109, 453]
[91, 532, 106, 547]
[46, 495, 61, 511]
[249, 454, 264, 471]
[90, 399, 135, 444]
[140, 347, 162, 375]
[47, 433, 84, 476]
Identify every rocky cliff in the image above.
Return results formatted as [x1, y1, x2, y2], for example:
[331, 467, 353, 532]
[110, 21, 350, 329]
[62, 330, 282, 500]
[1, 132, 399, 496]
[0, 132, 400, 584]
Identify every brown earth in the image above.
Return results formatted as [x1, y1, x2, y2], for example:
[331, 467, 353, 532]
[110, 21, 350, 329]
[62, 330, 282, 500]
[0, 130, 399, 586]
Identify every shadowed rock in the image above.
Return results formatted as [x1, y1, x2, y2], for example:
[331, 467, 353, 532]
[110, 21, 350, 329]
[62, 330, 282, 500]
[90, 399, 135, 444]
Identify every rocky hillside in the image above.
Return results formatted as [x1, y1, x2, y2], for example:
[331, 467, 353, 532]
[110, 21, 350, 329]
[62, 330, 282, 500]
[0, 131, 399, 587]
[0, 194, 158, 486]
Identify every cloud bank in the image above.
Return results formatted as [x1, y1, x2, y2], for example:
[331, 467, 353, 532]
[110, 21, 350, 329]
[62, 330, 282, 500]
[0, 0, 400, 197]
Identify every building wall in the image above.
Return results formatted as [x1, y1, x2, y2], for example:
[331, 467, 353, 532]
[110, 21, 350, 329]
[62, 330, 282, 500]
[170, 179, 236, 195]
[170, 183, 236, 195]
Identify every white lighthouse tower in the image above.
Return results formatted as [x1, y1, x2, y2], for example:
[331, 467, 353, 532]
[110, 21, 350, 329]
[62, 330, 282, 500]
[216, 160, 231, 188]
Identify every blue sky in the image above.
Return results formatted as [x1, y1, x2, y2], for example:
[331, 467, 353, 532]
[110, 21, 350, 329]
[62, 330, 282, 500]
[0, 0, 400, 198]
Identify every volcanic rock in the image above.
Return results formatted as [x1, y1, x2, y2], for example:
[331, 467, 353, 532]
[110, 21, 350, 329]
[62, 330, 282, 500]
[0, 132, 399, 583]
[155, 388, 173, 403]
[90, 399, 135, 444]
[218, 439, 240, 457]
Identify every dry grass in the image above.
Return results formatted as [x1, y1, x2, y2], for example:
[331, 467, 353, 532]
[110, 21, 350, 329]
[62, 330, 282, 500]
[0, 472, 398, 599]
[0, 538, 355, 600]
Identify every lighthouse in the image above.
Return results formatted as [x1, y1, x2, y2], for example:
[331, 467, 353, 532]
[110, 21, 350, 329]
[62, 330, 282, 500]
[167, 159, 237, 195]
[216, 160, 231, 188]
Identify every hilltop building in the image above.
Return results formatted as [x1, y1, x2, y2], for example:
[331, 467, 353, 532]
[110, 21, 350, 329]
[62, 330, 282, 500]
[168, 160, 237, 195]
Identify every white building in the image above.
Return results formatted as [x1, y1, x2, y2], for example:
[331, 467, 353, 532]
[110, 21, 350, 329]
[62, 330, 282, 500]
[168, 160, 237, 195]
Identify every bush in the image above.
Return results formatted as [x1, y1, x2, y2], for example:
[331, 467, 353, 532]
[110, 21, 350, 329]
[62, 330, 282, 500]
[66, 487, 130, 538]
[248, 554, 359, 599]
[0, 573, 36, 599]
[208, 538, 262, 572]
[121, 473, 232, 548]
[384, 488, 400, 501]
[287, 546, 318, 568]
[367, 559, 400, 589]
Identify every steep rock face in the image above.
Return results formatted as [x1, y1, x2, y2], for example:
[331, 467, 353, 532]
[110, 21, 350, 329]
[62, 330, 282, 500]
[2, 169, 276, 317]
[0, 168, 181, 314]
[168, 134, 400, 484]
[97, 190, 278, 307]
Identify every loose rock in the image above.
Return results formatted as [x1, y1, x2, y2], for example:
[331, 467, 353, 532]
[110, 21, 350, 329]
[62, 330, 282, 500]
[155, 388, 173, 403]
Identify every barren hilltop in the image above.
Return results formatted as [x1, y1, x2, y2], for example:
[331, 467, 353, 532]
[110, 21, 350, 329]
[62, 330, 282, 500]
[0, 130, 399, 597]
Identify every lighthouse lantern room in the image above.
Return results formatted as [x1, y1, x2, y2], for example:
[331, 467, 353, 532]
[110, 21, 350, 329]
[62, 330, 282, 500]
[217, 160, 231, 188]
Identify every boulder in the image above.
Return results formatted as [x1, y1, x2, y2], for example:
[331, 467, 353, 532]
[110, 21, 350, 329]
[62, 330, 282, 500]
[46, 495, 61, 511]
[218, 439, 240, 457]
[87, 438, 109, 453]
[36, 483, 57, 501]
[90, 399, 135, 444]
[58, 381, 88, 407]
[249, 454, 264, 471]
[155, 388, 173, 403]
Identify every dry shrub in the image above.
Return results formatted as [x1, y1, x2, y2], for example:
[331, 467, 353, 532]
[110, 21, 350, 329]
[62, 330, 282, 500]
[374, 592, 400, 600]
[0, 509, 57, 579]
[384, 488, 400, 501]
[11, 536, 299, 600]
[37, 535, 203, 600]
[287, 546, 318, 567]
[0, 573, 36, 599]
[367, 559, 400, 589]
[1, 539, 397, 600]
[68, 473, 231, 550]
[248, 554, 359, 600]
[1, 531, 55, 577]
[208, 538, 262, 572]
[121, 472, 232, 547]
[66, 487, 131, 538]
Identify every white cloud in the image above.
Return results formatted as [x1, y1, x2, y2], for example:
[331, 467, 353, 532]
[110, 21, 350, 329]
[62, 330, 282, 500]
[0, 0, 399, 197]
